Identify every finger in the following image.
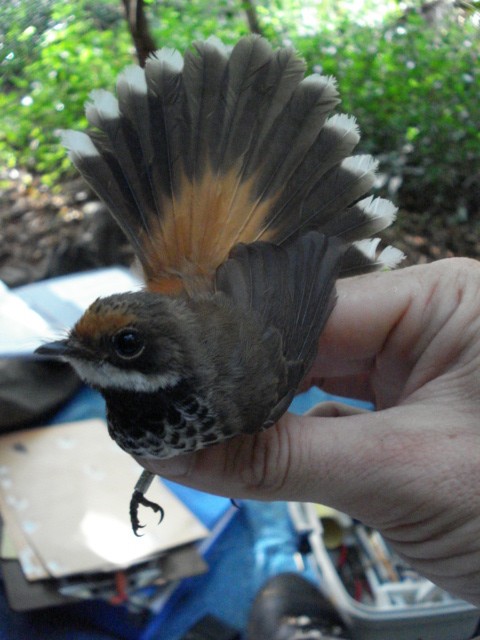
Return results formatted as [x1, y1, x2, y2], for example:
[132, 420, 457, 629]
[304, 400, 369, 417]
[296, 265, 423, 400]
[311, 258, 480, 406]
[301, 265, 421, 403]
[135, 399, 479, 532]
[311, 264, 421, 378]
[133, 407, 410, 523]
[301, 372, 373, 402]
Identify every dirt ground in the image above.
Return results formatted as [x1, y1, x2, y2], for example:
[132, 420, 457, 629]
[1, 167, 479, 289]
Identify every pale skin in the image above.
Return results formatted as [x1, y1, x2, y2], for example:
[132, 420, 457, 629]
[135, 257, 480, 606]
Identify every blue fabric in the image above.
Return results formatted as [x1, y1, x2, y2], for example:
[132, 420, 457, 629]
[0, 584, 120, 640]
[289, 386, 373, 414]
[0, 386, 362, 639]
[50, 387, 107, 424]
[142, 501, 309, 640]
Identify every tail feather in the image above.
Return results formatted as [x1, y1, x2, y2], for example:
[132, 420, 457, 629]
[221, 74, 340, 250]
[297, 155, 379, 237]
[60, 36, 402, 289]
[182, 39, 229, 182]
[246, 75, 340, 205]
[257, 112, 361, 241]
[144, 46, 184, 201]
[341, 238, 404, 276]
[60, 130, 150, 265]
[212, 37, 304, 174]
[116, 66, 156, 217]
[321, 195, 398, 242]
[144, 48, 188, 270]
[211, 39, 306, 249]
[85, 89, 156, 239]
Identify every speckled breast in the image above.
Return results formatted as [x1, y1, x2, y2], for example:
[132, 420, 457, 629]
[103, 379, 225, 459]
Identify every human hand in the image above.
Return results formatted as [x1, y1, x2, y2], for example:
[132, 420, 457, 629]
[136, 258, 480, 605]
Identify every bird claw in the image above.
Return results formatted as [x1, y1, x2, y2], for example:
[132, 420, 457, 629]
[130, 489, 165, 536]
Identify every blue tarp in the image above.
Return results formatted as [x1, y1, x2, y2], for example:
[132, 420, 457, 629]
[0, 387, 370, 639]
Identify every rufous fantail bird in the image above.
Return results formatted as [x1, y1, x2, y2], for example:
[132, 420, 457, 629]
[36, 36, 403, 534]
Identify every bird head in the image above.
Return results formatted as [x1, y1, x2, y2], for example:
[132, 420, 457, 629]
[36, 291, 195, 393]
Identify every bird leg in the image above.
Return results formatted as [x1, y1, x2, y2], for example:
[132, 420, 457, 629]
[129, 469, 164, 536]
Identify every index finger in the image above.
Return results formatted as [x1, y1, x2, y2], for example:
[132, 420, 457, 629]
[308, 259, 480, 404]
[310, 264, 417, 378]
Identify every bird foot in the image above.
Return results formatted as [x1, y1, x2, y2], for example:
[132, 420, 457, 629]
[130, 490, 165, 536]
[129, 469, 164, 536]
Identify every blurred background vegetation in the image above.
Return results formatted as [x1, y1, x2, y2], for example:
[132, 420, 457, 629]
[0, 0, 479, 222]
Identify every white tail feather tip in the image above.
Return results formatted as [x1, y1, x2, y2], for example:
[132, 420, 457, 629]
[379, 246, 405, 269]
[354, 237, 381, 260]
[325, 113, 360, 141]
[117, 65, 147, 95]
[60, 130, 99, 158]
[86, 89, 120, 124]
[342, 154, 379, 176]
[358, 195, 398, 224]
[205, 35, 230, 56]
[354, 239, 405, 269]
[303, 73, 338, 93]
[148, 47, 184, 73]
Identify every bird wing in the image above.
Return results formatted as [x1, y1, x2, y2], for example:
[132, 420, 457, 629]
[215, 231, 343, 418]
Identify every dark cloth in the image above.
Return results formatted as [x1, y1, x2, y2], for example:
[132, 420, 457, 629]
[0, 360, 81, 430]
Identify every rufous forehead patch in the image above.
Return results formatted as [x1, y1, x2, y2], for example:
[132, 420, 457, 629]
[74, 309, 137, 341]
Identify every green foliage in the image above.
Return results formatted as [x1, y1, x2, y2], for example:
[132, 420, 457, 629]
[0, 0, 254, 184]
[290, 10, 479, 215]
[146, 0, 251, 47]
[1, 0, 479, 214]
[0, 0, 132, 184]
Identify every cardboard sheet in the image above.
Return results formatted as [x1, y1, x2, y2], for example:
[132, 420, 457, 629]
[0, 419, 208, 578]
[0, 495, 49, 579]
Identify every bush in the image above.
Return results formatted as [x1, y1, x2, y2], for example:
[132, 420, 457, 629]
[0, 0, 132, 184]
[1, 0, 478, 216]
[0, 0, 252, 185]
[291, 10, 479, 218]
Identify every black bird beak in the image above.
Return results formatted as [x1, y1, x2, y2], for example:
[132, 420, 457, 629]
[35, 340, 73, 359]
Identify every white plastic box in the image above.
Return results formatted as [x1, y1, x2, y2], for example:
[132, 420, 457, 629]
[289, 503, 480, 640]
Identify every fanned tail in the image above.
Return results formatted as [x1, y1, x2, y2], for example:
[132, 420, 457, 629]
[61, 36, 403, 292]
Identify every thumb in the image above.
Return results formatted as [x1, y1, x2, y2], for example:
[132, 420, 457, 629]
[135, 397, 478, 555]
[134, 403, 414, 528]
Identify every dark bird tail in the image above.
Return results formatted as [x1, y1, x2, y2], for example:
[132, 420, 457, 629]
[61, 36, 402, 294]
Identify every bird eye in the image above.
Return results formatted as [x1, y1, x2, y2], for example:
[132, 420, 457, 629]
[111, 328, 145, 360]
